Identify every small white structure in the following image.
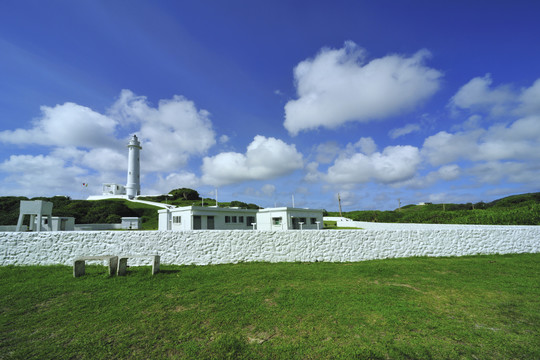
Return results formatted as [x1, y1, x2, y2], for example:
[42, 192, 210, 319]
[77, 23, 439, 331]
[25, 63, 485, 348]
[158, 206, 258, 231]
[126, 135, 142, 199]
[39, 216, 75, 231]
[158, 206, 324, 231]
[102, 183, 126, 196]
[16, 200, 53, 232]
[121, 217, 141, 230]
[256, 207, 324, 230]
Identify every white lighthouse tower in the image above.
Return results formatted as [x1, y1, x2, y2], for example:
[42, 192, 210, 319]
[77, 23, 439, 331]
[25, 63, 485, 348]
[125, 134, 142, 199]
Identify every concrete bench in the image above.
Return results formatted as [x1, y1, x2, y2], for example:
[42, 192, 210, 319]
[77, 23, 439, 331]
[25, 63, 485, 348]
[73, 256, 118, 277]
[117, 255, 160, 276]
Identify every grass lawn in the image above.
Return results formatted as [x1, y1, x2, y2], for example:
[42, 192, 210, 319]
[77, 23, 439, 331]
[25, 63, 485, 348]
[1, 254, 539, 359]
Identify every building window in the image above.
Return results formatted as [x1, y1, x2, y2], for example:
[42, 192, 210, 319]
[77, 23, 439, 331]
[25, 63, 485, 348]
[311, 218, 317, 224]
[247, 216, 255, 226]
[239, 216, 244, 223]
[173, 216, 181, 224]
[225, 216, 231, 223]
[300, 218, 307, 224]
[272, 217, 282, 225]
[232, 216, 237, 223]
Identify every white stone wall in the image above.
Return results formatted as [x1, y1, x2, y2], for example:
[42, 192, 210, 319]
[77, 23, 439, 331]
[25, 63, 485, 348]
[1, 226, 539, 266]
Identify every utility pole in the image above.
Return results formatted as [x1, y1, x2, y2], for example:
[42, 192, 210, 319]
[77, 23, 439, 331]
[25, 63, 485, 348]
[398, 198, 401, 211]
[338, 193, 343, 217]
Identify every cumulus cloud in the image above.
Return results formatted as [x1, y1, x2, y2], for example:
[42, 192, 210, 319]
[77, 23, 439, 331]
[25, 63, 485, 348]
[0, 103, 118, 148]
[422, 116, 540, 166]
[152, 171, 200, 194]
[352, 137, 377, 156]
[326, 143, 422, 185]
[315, 142, 341, 163]
[201, 135, 303, 186]
[110, 90, 216, 172]
[0, 154, 88, 196]
[389, 123, 421, 139]
[518, 78, 540, 115]
[261, 184, 276, 197]
[283, 41, 442, 135]
[402, 164, 461, 189]
[450, 74, 515, 115]
[450, 75, 540, 118]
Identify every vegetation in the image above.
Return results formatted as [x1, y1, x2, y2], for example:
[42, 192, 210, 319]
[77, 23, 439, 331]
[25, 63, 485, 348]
[1, 254, 539, 359]
[328, 192, 540, 225]
[2, 192, 539, 230]
[139, 188, 260, 209]
[0, 196, 160, 230]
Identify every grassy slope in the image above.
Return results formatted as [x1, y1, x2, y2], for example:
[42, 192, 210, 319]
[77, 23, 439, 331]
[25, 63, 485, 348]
[0, 197, 160, 230]
[1, 254, 539, 359]
[328, 192, 540, 225]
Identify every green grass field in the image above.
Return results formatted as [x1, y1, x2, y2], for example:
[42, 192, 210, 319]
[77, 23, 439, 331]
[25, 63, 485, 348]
[1, 254, 539, 359]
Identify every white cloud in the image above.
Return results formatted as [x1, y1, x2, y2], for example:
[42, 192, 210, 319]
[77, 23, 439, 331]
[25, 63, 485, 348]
[353, 137, 377, 156]
[450, 75, 540, 119]
[0, 102, 118, 148]
[261, 184, 276, 197]
[326, 144, 421, 185]
[152, 172, 200, 194]
[283, 41, 442, 135]
[402, 164, 461, 189]
[518, 79, 540, 116]
[110, 90, 216, 172]
[436, 164, 461, 181]
[0, 154, 88, 196]
[469, 161, 540, 185]
[304, 161, 321, 183]
[315, 142, 340, 163]
[422, 116, 540, 166]
[219, 135, 230, 144]
[450, 74, 515, 116]
[201, 135, 303, 186]
[422, 129, 484, 166]
[389, 123, 421, 139]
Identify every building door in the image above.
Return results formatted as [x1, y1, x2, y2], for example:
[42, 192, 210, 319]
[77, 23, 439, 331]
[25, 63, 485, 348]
[207, 216, 215, 229]
[292, 217, 300, 230]
[193, 216, 202, 230]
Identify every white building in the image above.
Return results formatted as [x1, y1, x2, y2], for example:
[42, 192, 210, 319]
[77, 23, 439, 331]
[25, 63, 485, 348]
[158, 206, 324, 231]
[158, 206, 258, 231]
[102, 183, 127, 196]
[256, 207, 324, 230]
[40, 217, 75, 231]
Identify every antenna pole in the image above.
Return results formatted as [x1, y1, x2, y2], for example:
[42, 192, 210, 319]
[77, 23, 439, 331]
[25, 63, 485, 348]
[338, 193, 343, 217]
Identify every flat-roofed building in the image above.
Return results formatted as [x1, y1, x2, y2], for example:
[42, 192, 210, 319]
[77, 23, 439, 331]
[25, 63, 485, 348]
[158, 206, 258, 231]
[256, 207, 323, 230]
[158, 206, 323, 231]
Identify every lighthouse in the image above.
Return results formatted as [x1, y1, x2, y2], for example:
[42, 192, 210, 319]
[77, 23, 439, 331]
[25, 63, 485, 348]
[125, 134, 142, 199]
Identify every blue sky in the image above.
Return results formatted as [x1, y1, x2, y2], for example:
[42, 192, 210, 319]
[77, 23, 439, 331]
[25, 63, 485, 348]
[1, 0, 539, 211]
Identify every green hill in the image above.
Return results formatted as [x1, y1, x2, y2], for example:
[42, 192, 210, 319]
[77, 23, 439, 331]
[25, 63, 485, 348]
[327, 192, 540, 225]
[0, 196, 160, 230]
[3, 192, 539, 229]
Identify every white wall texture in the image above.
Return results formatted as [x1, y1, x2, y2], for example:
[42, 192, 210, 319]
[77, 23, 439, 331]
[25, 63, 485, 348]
[1, 226, 539, 266]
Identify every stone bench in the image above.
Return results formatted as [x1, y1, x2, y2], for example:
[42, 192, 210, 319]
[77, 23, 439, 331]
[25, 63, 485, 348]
[73, 256, 118, 277]
[117, 255, 160, 276]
